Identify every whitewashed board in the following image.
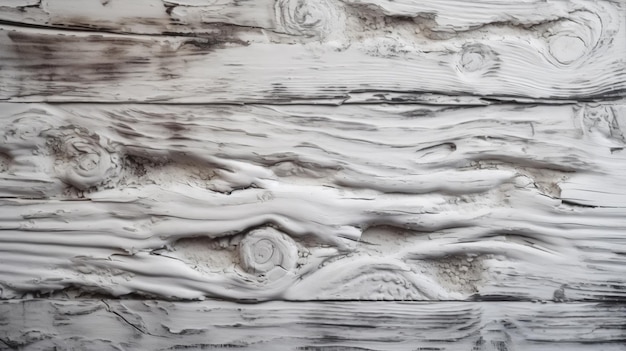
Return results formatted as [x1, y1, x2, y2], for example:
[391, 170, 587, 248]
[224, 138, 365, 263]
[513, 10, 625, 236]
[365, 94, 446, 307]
[0, 0, 625, 102]
[1, 300, 626, 351]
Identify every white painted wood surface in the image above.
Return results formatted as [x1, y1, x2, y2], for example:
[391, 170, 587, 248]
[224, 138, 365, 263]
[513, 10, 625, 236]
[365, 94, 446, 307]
[0, 0, 625, 102]
[0, 0, 625, 349]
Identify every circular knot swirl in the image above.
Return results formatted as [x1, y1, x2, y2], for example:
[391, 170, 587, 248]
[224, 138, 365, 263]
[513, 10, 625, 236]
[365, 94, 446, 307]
[545, 17, 596, 65]
[455, 43, 499, 78]
[275, 0, 341, 39]
[52, 129, 121, 190]
[239, 227, 298, 277]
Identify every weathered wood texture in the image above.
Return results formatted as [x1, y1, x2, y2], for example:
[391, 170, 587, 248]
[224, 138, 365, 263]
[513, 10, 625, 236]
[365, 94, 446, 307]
[1, 300, 625, 351]
[1, 102, 625, 301]
[0, 0, 625, 102]
[1, 0, 626, 349]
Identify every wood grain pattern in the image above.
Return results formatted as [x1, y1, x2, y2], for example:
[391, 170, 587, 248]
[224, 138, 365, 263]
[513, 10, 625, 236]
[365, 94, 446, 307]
[1, 0, 623, 39]
[1, 102, 625, 301]
[1, 1, 626, 349]
[0, 0, 624, 102]
[1, 300, 625, 350]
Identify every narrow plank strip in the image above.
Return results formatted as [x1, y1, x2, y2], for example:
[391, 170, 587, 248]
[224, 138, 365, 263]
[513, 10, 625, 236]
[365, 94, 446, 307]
[1, 103, 625, 301]
[0, 300, 624, 350]
[0, 0, 278, 33]
[0, 0, 624, 102]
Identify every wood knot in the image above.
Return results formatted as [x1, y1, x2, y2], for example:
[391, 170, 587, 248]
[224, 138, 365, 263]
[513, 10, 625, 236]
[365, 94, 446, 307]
[239, 227, 298, 280]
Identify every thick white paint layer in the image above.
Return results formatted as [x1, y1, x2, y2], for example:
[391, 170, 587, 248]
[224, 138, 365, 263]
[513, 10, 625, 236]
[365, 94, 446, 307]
[0, 103, 624, 301]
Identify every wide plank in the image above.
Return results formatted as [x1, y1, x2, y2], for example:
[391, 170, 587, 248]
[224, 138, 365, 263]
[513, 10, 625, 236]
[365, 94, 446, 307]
[1, 300, 625, 350]
[0, 102, 624, 301]
[0, 0, 624, 102]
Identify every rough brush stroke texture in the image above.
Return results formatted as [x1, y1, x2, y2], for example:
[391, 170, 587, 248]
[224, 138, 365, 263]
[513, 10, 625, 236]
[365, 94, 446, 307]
[0, 103, 624, 301]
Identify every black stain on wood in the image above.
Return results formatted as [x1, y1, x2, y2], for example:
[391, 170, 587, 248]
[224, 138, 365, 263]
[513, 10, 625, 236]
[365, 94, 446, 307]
[5, 27, 248, 92]
[7, 31, 154, 85]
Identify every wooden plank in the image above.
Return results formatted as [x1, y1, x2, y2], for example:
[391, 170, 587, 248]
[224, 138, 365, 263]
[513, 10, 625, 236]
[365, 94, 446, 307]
[0, 0, 622, 37]
[0, 300, 625, 350]
[1, 102, 625, 301]
[0, 0, 624, 102]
